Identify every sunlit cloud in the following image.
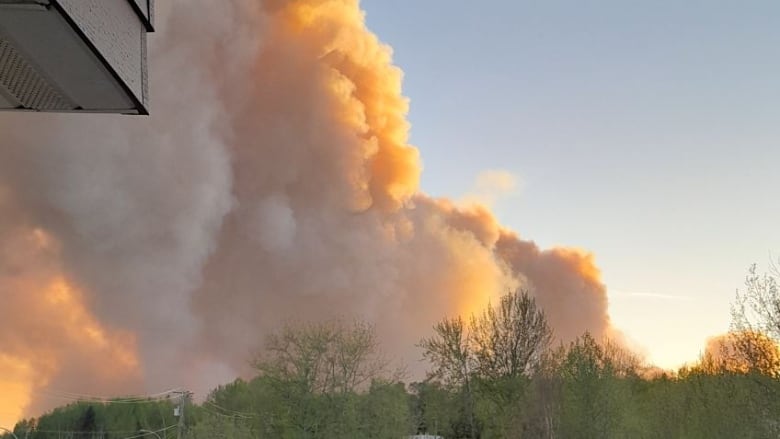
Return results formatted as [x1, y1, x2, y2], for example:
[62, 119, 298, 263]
[460, 169, 521, 207]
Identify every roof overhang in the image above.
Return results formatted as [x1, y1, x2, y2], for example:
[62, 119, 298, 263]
[0, 0, 153, 115]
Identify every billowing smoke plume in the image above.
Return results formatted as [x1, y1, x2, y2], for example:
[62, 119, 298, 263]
[0, 0, 614, 424]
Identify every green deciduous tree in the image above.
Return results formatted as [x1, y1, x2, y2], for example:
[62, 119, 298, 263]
[419, 289, 553, 438]
[419, 316, 477, 439]
[247, 319, 409, 438]
[186, 413, 253, 439]
[555, 333, 640, 439]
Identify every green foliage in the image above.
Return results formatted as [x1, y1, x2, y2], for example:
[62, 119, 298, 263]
[419, 289, 553, 438]
[11, 290, 780, 439]
[195, 320, 412, 439]
[414, 284, 780, 439]
[556, 333, 631, 438]
[187, 413, 253, 439]
[191, 376, 411, 439]
[358, 380, 413, 438]
[7, 399, 178, 439]
[410, 381, 458, 438]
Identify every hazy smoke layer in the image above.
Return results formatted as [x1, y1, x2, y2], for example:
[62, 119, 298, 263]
[0, 0, 613, 422]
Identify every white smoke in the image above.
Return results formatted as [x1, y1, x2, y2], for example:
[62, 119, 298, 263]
[0, 0, 615, 420]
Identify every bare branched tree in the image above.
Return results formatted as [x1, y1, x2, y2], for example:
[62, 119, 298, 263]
[253, 319, 391, 395]
[470, 290, 553, 379]
[732, 262, 780, 340]
[420, 317, 472, 387]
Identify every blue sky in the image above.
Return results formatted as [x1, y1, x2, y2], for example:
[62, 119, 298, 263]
[362, 0, 780, 368]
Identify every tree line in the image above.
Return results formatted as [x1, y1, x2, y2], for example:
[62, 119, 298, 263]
[4, 263, 780, 438]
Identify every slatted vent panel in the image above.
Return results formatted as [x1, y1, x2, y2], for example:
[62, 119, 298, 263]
[0, 37, 75, 110]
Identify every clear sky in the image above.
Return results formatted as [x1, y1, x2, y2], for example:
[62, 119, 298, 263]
[361, 0, 780, 369]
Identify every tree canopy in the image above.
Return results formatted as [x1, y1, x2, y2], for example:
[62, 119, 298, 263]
[6, 276, 780, 439]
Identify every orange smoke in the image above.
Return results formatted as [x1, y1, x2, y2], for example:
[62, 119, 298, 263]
[259, 0, 420, 212]
[44, 278, 140, 377]
[551, 247, 603, 284]
[699, 331, 780, 376]
[1, 0, 618, 425]
[0, 355, 34, 428]
[495, 231, 614, 341]
[0, 226, 141, 425]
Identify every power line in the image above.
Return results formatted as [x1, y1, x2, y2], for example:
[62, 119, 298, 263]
[5, 389, 188, 438]
[38, 396, 171, 404]
[41, 387, 181, 400]
[200, 406, 254, 421]
[200, 406, 238, 419]
[14, 425, 177, 436]
[37, 388, 183, 404]
[27, 429, 140, 434]
[203, 401, 255, 419]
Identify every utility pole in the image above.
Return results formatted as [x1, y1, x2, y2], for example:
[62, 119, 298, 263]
[173, 390, 192, 439]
